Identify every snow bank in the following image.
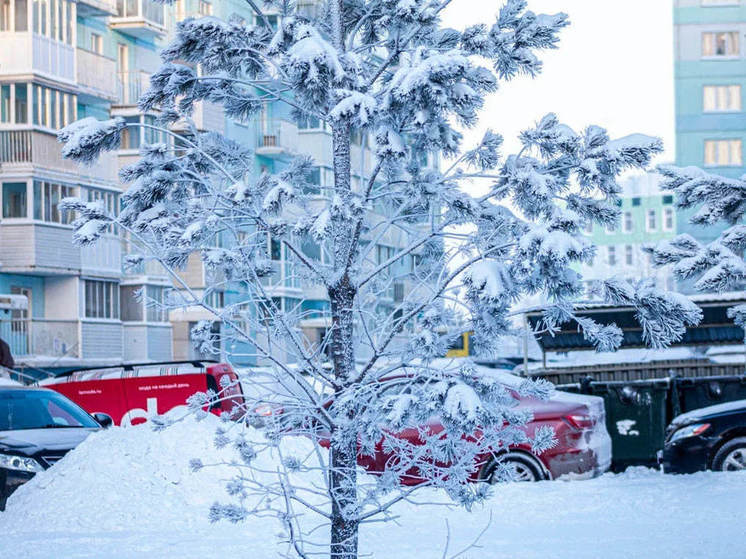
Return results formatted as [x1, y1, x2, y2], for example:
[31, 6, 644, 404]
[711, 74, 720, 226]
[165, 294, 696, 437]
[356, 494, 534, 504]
[2, 411, 746, 559]
[0, 411, 317, 535]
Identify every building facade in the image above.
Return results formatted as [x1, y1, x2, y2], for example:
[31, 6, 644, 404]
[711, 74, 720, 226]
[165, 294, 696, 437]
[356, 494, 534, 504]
[674, 0, 746, 254]
[1, 0, 432, 373]
[578, 173, 677, 296]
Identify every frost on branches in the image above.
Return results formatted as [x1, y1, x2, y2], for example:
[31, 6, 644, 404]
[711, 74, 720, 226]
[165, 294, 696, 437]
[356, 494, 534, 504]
[646, 165, 746, 329]
[57, 1, 698, 558]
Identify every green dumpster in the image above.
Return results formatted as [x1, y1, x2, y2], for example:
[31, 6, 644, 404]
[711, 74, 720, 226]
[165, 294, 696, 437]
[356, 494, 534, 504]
[671, 374, 746, 417]
[561, 379, 670, 471]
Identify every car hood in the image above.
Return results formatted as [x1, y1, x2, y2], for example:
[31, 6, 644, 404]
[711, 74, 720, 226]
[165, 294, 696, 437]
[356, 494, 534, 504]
[0, 428, 98, 457]
[671, 398, 746, 427]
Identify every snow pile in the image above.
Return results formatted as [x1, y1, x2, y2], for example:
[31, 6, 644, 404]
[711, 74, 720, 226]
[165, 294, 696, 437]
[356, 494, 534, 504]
[0, 377, 21, 386]
[1, 411, 317, 534]
[1, 414, 746, 558]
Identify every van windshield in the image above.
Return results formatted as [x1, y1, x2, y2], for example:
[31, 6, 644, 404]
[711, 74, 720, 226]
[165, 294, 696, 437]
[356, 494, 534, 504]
[0, 390, 99, 431]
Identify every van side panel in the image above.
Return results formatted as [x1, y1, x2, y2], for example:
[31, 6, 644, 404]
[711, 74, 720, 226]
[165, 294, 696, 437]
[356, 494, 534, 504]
[49, 378, 129, 426]
[120, 373, 209, 426]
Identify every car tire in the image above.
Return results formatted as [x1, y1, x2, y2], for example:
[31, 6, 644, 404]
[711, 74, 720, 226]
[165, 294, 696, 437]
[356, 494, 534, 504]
[482, 452, 545, 483]
[712, 437, 746, 472]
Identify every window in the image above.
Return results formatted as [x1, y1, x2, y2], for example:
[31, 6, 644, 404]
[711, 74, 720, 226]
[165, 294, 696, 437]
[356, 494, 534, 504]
[120, 285, 143, 322]
[664, 207, 674, 231]
[198, 0, 211, 15]
[1, 0, 28, 31]
[703, 85, 741, 112]
[204, 290, 224, 309]
[376, 244, 396, 265]
[0, 83, 29, 124]
[90, 32, 103, 54]
[647, 209, 657, 232]
[84, 280, 120, 319]
[120, 115, 141, 149]
[623, 211, 633, 233]
[0, 85, 8, 123]
[704, 139, 742, 166]
[625, 245, 634, 266]
[631, 197, 641, 207]
[2, 182, 27, 218]
[0, 0, 10, 30]
[662, 195, 674, 205]
[702, 31, 739, 57]
[607, 246, 616, 266]
[31, 0, 71, 40]
[146, 286, 168, 322]
[32, 85, 76, 128]
[86, 188, 119, 232]
[32, 181, 75, 224]
[14, 83, 27, 123]
[605, 221, 617, 234]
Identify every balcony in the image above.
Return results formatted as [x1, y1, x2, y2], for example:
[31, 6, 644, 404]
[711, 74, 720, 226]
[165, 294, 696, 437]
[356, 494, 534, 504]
[77, 49, 118, 102]
[255, 120, 299, 158]
[81, 235, 122, 277]
[0, 222, 80, 275]
[174, 101, 225, 133]
[0, 319, 80, 359]
[259, 260, 303, 294]
[109, 0, 166, 39]
[115, 71, 151, 107]
[0, 32, 74, 84]
[0, 129, 118, 185]
[77, 0, 118, 16]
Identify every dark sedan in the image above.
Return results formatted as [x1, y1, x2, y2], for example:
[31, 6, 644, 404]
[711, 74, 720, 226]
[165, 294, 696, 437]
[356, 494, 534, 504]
[661, 399, 746, 474]
[0, 386, 112, 511]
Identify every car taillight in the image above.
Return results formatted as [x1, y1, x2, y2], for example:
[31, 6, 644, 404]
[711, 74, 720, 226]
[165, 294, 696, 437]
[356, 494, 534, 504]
[254, 404, 274, 417]
[562, 414, 594, 431]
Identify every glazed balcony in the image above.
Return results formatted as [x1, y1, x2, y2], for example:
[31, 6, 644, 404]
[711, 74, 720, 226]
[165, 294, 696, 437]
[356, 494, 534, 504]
[0, 129, 118, 184]
[0, 32, 74, 83]
[255, 119, 299, 158]
[115, 71, 151, 107]
[109, 0, 166, 38]
[77, 49, 118, 102]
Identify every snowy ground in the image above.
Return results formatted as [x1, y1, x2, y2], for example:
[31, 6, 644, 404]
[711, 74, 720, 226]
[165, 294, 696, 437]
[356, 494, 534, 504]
[1, 415, 744, 559]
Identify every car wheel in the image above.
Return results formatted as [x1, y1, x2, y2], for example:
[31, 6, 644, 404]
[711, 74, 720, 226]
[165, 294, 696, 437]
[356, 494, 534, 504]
[483, 452, 545, 483]
[712, 437, 746, 472]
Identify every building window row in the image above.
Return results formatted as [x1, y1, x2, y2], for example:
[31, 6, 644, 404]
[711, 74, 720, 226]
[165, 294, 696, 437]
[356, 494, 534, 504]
[704, 139, 742, 167]
[0, 83, 73, 128]
[594, 206, 675, 235]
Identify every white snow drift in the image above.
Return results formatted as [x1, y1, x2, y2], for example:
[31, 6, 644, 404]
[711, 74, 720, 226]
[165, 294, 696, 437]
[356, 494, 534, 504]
[1, 412, 745, 559]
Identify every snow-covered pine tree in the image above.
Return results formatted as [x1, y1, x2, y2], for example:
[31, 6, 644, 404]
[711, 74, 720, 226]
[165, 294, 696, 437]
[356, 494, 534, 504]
[646, 166, 746, 323]
[57, 1, 701, 557]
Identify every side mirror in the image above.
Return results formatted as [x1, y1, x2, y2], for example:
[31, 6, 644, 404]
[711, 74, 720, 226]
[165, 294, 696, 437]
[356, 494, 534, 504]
[92, 412, 114, 428]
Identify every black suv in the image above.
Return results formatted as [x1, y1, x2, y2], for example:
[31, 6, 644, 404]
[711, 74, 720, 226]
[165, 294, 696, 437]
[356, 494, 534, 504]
[0, 386, 112, 511]
[661, 399, 746, 474]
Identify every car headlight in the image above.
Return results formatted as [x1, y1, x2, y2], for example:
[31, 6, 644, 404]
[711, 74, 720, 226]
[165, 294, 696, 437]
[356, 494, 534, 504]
[669, 423, 711, 443]
[0, 453, 44, 473]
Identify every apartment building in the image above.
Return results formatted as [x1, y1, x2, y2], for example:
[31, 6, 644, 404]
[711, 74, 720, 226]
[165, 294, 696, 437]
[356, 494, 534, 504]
[674, 0, 746, 254]
[1, 0, 435, 372]
[578, 173, 677, 296]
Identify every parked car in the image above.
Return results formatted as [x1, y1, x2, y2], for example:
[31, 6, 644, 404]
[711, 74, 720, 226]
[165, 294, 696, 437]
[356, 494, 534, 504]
[661, 399, 746, 474]
[0, 386, 112, 511]
[245, 365, 612, 483]
[40, 361, 245, 426]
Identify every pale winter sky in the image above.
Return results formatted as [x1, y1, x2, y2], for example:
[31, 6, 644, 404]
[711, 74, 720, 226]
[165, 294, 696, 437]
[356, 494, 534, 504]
[442, 0, 675, 191]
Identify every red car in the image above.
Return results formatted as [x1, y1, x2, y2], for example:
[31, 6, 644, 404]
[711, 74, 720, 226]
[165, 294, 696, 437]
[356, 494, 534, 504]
[40, 361, 245, 426]
[246, 366, 612, 483]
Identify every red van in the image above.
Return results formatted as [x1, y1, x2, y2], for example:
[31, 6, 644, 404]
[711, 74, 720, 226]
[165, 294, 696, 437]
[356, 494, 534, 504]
[40, 361, 245, 426]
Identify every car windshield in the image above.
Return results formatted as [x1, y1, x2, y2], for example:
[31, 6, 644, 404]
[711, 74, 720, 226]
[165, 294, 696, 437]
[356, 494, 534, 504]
[0, 390, 99, 431]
